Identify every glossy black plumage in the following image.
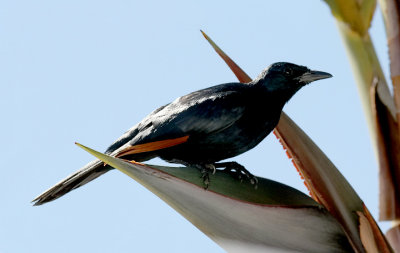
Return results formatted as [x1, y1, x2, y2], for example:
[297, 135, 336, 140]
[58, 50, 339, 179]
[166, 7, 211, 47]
[33, 62, 332, 205]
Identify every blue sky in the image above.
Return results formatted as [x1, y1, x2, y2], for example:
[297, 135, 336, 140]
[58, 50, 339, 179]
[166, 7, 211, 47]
[1, 1, 390, 252]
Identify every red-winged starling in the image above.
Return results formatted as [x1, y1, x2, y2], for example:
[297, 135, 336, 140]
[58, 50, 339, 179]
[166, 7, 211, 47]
[33, 62, 332, 205]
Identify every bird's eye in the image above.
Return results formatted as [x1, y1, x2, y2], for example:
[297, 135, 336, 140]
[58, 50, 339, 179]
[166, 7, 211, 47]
[284, 69, 293, 76]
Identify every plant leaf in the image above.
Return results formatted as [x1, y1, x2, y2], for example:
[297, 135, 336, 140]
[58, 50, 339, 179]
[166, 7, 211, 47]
[76, 143, 353, 253]
[200, 30, 251, 83]
[371, 81, 400, 221]
[323, 0, 376, 36]
[337, 21, 395, 140]
[379, 0, 400, 125]
[377, 0, 400, 222]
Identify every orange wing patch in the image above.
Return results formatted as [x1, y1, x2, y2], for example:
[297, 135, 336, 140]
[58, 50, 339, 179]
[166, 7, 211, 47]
[116, 136, 189, 158]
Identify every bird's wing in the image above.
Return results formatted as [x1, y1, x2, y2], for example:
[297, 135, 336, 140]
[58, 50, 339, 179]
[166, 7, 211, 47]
[31, 84, 248, 205]
[111, 83, 248, 156]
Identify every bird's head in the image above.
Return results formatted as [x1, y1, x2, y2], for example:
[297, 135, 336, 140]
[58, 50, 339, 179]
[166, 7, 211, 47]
[252, 62, 332, 94]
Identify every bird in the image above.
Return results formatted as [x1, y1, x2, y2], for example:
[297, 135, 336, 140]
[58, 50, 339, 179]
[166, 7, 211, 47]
[32, 62, 332, 205]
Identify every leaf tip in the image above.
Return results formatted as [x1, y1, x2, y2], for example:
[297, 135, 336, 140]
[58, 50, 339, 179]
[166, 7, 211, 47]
[200, 29, 207, 38]
[75, 142, 91, 154]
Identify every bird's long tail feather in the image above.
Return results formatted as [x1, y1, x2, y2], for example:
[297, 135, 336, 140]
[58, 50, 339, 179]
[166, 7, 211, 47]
[32, 160, 110, 206]
[32, 136, 190, 206]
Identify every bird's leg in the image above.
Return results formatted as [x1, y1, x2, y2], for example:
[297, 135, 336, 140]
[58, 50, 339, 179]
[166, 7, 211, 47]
[191, 163, 216, 189]
[214, 161, 258, 185]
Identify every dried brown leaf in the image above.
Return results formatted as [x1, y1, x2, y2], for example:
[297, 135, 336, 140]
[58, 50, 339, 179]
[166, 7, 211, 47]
[371, 80, 400, 220]
[380, 0, 400, 130]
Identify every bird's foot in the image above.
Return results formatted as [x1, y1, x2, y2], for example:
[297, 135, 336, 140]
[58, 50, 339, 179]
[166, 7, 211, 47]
[193, 163, 216, 189]
[215, 162, 258, 186]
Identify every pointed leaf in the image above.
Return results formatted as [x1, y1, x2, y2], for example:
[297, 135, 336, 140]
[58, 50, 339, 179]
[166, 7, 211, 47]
[200, 30, 251, 83]
[76, 143, 352, 253]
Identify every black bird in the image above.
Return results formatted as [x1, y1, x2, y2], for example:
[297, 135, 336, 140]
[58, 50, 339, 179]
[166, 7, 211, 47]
[33, 62, 332, 205]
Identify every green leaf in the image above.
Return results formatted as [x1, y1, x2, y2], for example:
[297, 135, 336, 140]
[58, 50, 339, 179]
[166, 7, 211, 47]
[76, 143, 352, 253]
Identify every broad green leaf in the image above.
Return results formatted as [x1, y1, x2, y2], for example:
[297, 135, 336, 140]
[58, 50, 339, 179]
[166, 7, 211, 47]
[201, 30, 392, 252]
[76, 143, 352, 253]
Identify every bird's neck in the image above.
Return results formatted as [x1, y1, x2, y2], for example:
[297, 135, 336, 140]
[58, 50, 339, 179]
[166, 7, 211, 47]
[251, 82, 300, 107]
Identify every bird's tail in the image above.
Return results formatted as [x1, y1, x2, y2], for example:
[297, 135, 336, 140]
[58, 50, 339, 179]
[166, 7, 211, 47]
[32, 159, 110, 206]
[32, 135, 190, 205]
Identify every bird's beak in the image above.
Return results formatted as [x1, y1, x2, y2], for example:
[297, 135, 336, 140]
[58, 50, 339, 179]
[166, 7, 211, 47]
[297, 70, 333, 83]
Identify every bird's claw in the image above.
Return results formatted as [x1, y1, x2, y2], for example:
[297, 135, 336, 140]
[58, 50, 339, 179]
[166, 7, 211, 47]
[200, 168, 210, 189]
[196, 164, 216, 189]
[207, 164, 216, 175]
[194, 162, 257, 189]
[220, 162, 258, 186]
